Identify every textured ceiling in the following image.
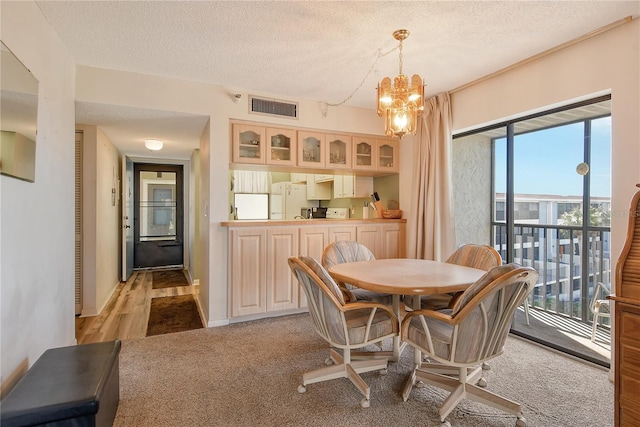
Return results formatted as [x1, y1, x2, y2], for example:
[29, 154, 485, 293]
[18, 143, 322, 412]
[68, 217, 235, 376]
[34, 1, 640, 159]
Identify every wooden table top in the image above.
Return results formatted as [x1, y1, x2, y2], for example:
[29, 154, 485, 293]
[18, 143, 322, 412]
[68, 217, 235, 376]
[328, 259, 486, 295]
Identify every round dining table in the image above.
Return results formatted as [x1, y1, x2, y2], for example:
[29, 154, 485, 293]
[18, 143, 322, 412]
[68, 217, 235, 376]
[328, 258, 486, 296]
[328, 258, 486, 401]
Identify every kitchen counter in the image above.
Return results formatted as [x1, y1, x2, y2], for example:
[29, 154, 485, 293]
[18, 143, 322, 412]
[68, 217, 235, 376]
[220, 218, 406, 227]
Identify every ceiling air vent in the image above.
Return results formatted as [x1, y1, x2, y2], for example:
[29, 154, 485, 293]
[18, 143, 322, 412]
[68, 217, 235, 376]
[249, 96, 298, 119]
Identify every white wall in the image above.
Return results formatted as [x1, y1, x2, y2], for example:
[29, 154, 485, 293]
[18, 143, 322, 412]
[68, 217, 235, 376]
[0, 1, 76, 382]
[449, 19, 639, 291]
[76, 125, 122, 316]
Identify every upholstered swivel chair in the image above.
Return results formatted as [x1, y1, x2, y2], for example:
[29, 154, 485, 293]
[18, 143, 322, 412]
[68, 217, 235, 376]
[322, 241, 393, 305]
[589, 281, 611, 342]
[401, 264, 538, 427]
[404, 244, 504, 311]
[288, 256, 398, 408]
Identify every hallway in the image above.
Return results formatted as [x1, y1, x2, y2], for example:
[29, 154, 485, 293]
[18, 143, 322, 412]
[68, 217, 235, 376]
[75, 270, 199, 344]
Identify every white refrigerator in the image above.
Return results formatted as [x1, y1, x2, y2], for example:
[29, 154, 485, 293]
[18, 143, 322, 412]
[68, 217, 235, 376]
[270, 182, 316, 220]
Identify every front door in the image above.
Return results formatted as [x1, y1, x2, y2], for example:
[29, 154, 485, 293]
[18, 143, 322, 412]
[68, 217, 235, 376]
[133, 163, 184, 268]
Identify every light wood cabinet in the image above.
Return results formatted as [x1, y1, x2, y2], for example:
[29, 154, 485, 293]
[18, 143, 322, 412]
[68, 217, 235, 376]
[326, 134, 351, 170]
[229, 227, 298, 317]
[231, 120, 401, 175]
[229, 228, 266, 316]
[299, 227, 330, 308]
[266, 127, 297, 166]
[298, 131, 325, 168]
[329, 226, 356, 242]
[380, 222, 405, 258]
[357, 225, 382, 259]
[232, 124, 297, 166]
[353, 137, 376, 171]
[227, 221, 406, 320]
[266, 228, 299, 312]
[377, 139, 399, 173]
[232, 124, 266, 164]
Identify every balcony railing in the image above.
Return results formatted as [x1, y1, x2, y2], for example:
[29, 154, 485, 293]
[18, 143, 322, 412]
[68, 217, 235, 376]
[493, 223, 611, 327]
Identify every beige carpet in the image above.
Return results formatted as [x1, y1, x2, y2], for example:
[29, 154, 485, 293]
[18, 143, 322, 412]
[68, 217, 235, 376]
[115, 313, 613, 427]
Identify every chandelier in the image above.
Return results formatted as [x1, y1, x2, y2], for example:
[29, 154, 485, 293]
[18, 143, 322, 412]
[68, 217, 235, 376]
[377, 29, 424, 138]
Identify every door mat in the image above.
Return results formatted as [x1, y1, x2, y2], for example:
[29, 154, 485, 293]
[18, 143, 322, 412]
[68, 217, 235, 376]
[146, 295, 203, 337]
[152, 269, 189, 290]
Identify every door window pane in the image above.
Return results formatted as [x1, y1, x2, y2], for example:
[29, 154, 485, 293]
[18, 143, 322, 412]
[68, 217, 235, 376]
[139, 171, 176, 241]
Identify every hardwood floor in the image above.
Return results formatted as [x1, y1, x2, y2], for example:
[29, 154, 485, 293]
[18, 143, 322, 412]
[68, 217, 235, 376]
[75, 270, 198, 344]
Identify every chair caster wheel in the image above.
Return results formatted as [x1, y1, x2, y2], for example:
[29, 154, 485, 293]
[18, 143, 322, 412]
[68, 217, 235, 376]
[516, 415, 527, 426]
[360, 398, 370, 408]
[297, 385, 306, 393]
[482, 362, 491, 371]
[324, 358, 334, 366]
[379, 368, 388, 375]
[477, 377, 488, 388]
[441, 421, 452, 427]
[415, 380, 425, 389]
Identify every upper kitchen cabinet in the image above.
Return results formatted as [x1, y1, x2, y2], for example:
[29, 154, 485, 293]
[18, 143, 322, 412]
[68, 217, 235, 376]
[377, 139, 399, 173]
[266, 127, 296, 166]
[326, 134, 351, 170]
[298, 131, 325, 168]
[352, 137, 377, 171]
[232, 124, 266, 164]
[333, 175, 373, 199]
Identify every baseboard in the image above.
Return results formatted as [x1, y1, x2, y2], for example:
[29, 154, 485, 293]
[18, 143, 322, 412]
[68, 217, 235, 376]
[79, 279, 121, 318]
[1, 358, 28, 399]
[208, 319, 230, 327]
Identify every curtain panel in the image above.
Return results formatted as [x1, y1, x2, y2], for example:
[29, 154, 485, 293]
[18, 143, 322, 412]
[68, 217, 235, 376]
[407, 92, 456, 261]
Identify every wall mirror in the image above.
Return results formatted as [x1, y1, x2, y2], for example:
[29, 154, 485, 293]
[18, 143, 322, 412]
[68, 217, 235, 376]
[0, 41, 38, 182]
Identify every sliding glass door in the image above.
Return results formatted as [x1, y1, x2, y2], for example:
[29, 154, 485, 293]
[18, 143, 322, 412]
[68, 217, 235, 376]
[453, 96, 611, 366]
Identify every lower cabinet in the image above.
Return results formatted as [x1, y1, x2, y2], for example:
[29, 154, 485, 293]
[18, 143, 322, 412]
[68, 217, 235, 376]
[229, 228, 267, 317]
[228, 221, 405, 319]
[229, 227, 299, 317]
[298, 227, 330, 308]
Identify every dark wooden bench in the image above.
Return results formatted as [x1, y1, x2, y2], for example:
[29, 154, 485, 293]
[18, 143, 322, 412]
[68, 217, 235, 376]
[1, 340, 121, 427]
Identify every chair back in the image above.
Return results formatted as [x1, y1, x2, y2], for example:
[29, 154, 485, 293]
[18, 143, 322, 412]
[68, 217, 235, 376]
[446, 244, 502, 271]
[436, 264, 537, 365]
[288, 256, 350, 346]
[321, 241, 375, 270]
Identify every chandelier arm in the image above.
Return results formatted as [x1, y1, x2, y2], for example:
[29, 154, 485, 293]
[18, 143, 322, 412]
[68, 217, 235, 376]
[325, 45, 399, 107]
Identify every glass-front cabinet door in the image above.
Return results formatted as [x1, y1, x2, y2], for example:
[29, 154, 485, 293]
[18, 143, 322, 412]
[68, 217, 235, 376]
[266, 127, 296, 166]
[233, 124, 266, 164]
[297, 131, 325, 168]
[326, 134, 351, 170]
[352, 137, 376, 171]
[377, 139, 399, 173]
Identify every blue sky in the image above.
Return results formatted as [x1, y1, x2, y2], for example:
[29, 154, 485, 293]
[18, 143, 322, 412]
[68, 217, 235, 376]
[494, 116, 611, 197]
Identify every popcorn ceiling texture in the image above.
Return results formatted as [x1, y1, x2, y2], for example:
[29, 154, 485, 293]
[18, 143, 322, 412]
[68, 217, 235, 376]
[37, 1, 638, 109]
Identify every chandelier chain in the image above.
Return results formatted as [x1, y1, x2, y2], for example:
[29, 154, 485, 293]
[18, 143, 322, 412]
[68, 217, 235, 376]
[325, 45, 399, 107]
[398, 39, 403, 75]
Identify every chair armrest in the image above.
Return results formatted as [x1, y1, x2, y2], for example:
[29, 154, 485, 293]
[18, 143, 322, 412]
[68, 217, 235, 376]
[400, 308, 453, 338]
[335, 280, 357, 303]
[343, 301, 399, 333]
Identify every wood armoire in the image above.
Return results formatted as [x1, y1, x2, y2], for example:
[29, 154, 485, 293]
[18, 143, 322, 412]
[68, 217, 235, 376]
[613, 184, 640, 426]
